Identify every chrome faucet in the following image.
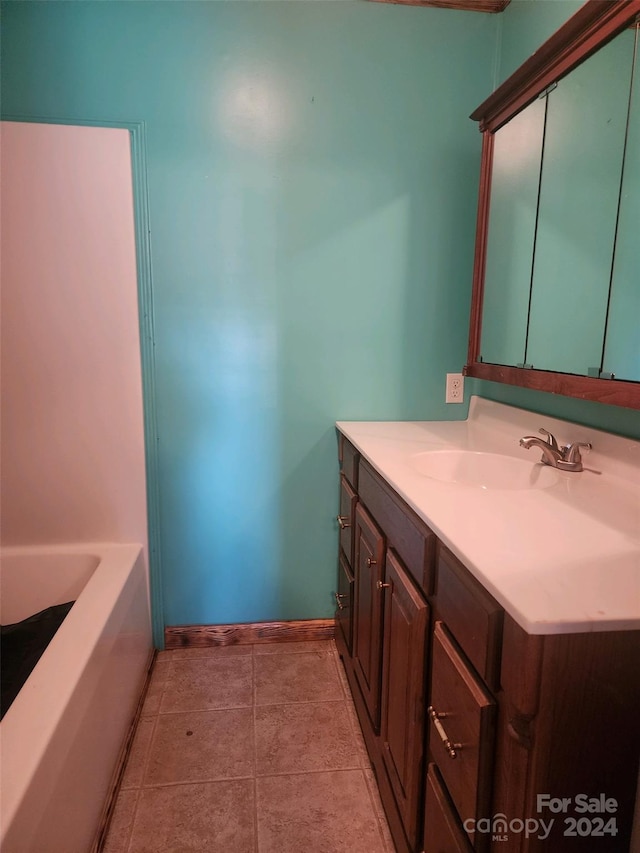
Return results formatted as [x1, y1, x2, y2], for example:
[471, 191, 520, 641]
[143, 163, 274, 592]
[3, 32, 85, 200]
[520, 428, 592, 472]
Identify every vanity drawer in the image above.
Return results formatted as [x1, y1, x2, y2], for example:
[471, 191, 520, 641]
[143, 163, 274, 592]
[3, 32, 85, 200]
[359, 460, 436, 596]
[428, 622, 496, 848]
[338, 475, 357, 568]
[435, 545, 503, 689]
[424, 763, 474, 853]
[339, 435, 359, 491]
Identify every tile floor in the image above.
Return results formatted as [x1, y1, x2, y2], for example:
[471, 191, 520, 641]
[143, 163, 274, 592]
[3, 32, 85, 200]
[103, 640, 396, 853]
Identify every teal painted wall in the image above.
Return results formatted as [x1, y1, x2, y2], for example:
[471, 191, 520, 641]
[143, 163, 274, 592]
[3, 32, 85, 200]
[470, 0, 640, 441]
[496, 0, 585, 84]
[1, 1, 498, 631]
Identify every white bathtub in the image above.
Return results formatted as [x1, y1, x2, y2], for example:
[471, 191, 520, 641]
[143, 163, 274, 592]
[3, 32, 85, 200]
[0, 543, 153, 853]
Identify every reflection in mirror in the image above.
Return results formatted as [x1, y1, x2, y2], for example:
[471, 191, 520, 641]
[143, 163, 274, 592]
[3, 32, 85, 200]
[603, 27, 639, 381]
[480, 97, 545, 367]
[525, 29, 635, 376]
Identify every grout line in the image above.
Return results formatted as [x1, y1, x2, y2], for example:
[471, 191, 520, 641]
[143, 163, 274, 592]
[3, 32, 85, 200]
[136, 670, 166, 789]
[122, 787, 141, 853]
[254, 763, 362, 779]
[138, 775, 256, 790]
[253, 776, 259, 853]
[254, 697, 346, 708]
[252, 647, 260, 853]
[254, 767, 367, 780]
[156, 703, 254, 716]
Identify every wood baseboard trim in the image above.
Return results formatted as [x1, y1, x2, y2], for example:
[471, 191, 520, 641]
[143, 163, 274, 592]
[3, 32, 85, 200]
[164, 618, 335, 649]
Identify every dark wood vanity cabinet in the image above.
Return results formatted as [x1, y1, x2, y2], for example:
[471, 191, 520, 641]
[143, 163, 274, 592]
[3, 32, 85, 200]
[426, 544, 640, 853]
[336, 437, 436, 853]
[335, 432, 640, 853]
[335, 440, 358, 655]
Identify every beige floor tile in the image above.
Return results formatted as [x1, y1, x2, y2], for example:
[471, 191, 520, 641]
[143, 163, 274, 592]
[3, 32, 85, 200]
[256, 770, 386, 853]
[160, 655, 252, 713]
[255, 701, 359, 776]
[121, 716, 157, 790]
[167, 644, 253, 660]
[254, 640, 334, 655]
[105, 636, 397, 853]
[255, 651, 343, 705]
[144, 708, 254, 785]
[128, 780, 255, 853]
[102, 789, 138, 853]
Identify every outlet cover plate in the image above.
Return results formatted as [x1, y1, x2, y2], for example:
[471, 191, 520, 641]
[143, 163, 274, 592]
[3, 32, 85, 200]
[446, 373, 464, 404]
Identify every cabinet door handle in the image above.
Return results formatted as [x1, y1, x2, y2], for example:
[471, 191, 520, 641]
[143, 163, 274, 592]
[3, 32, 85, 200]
[336, 515, 350, 530]
[376, 581, 391, 590]
[428, 705, 461, 759]
[366, 557, 377, 567]
[334, 591, 347, 611]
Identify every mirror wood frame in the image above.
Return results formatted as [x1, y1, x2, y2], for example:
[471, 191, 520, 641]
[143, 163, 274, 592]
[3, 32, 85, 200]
[464, 0, 640, 410]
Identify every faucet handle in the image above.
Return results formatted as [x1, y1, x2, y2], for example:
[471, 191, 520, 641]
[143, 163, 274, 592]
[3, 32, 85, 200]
[538, 427, 559, 451]
[563, 441, 592, 465]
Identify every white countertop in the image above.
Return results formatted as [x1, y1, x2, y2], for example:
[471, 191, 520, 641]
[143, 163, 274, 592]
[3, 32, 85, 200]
[337, 396, 640, 635]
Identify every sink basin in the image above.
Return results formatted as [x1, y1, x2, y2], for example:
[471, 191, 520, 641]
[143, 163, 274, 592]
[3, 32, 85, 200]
[411, 450, 559, 490]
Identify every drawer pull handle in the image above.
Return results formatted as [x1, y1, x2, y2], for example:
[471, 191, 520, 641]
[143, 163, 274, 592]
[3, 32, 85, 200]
[428, 705, 461, 759]
[366, 557, 377, 567]
[334, 591, 347, 611]
[376, 581, 391, 590]
[336, 515, 350, 530]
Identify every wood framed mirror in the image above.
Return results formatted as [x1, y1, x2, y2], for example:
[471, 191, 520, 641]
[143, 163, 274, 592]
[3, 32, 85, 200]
[465, 0, 640, 410]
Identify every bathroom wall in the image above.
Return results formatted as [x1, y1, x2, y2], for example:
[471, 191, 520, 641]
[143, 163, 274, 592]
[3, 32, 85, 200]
[470, 0, 640, 441]
[0, 121, 148, 553]
[0, 1, 497, 631]
[497, 0, 585, 84]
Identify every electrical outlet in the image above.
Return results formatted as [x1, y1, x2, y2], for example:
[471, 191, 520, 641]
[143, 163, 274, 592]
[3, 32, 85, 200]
[446, 373, 464, 404]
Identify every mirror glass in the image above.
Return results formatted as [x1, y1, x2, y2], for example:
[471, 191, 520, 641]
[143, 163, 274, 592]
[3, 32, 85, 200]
[602, 28, 640, 381]
[526, 30, 634, 375]
[479, 26, 638, 380]
[480, 97, 545, 367]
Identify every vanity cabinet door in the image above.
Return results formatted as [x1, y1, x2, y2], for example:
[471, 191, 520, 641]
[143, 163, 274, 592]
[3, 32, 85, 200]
[424, 764, 474, 853]
[380, 550, 429, 850]
[353, 503, 386, 731]
[336, 553, 354, 655]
